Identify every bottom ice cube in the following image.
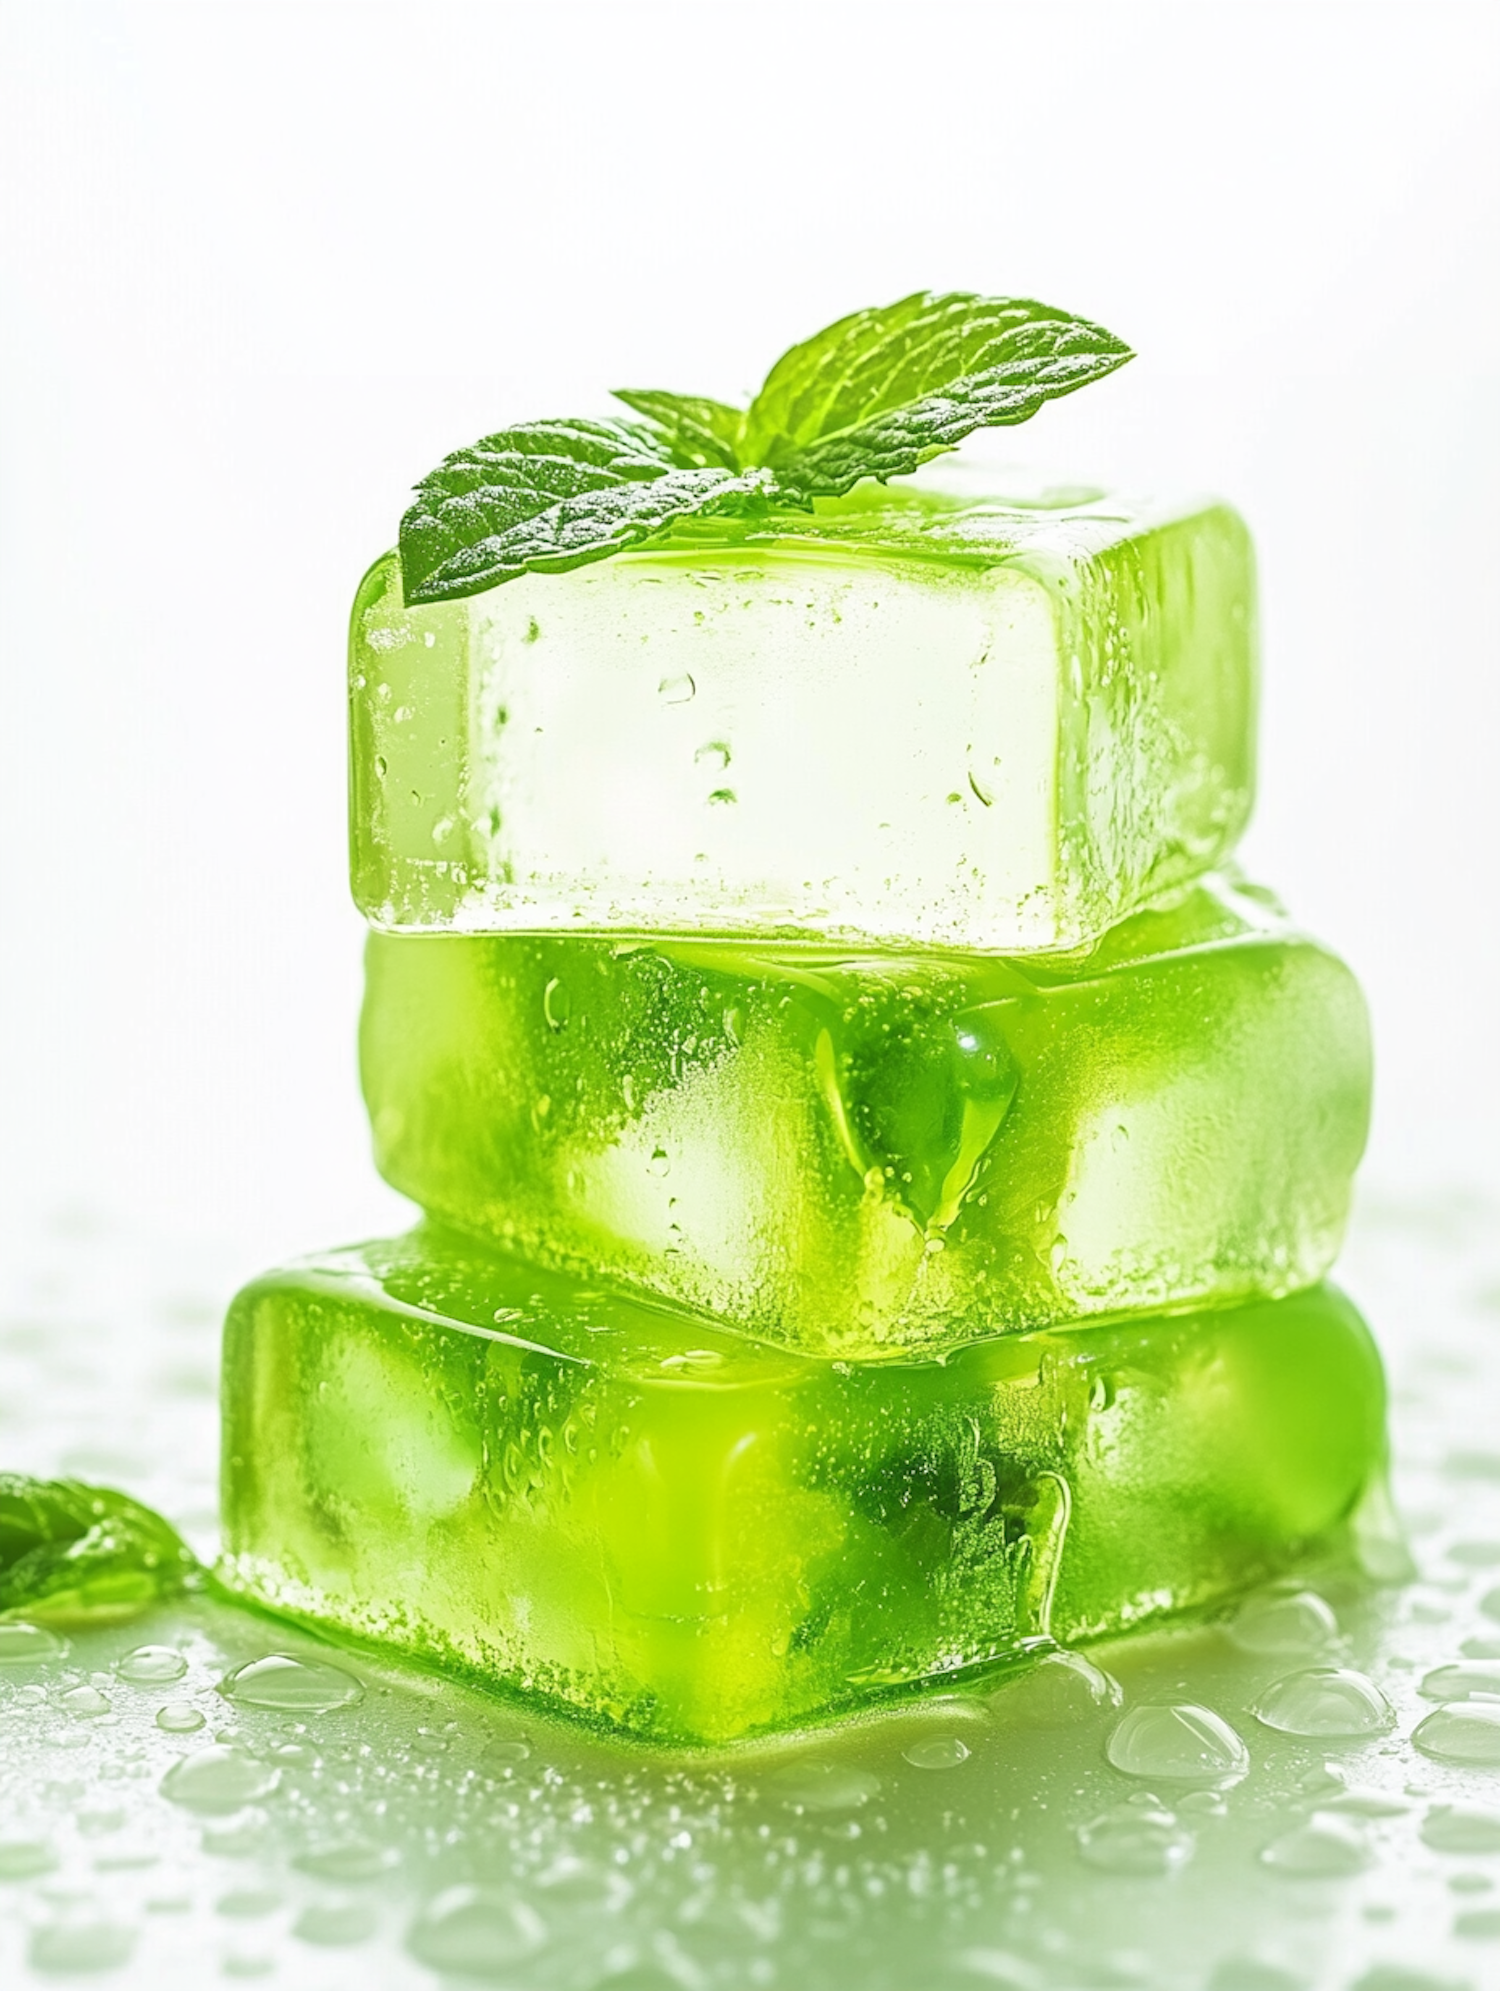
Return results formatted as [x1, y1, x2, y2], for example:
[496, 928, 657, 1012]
[220, 1228, 1389, 1746]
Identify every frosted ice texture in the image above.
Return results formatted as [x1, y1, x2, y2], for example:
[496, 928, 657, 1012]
[349, 486, 1256, 951]
[220, 1231, 1387, 1746]
[359, 876, 1370, 1359]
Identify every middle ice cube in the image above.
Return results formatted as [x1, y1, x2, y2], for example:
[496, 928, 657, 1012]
[362, 874, 1371, 1359]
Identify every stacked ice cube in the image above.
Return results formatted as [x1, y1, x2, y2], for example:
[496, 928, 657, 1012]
[222, 480, 1389, 1745]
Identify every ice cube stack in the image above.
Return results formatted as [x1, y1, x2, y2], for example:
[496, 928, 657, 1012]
[222, 479, 1390, 1746]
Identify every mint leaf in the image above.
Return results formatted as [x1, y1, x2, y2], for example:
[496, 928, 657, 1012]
[743, 291, 1132, 496]
[0, 1474, 198, 1626]
[611, 390, 744, 470]
[399, 293, 1131, 598]
[400, 417, 771, 604]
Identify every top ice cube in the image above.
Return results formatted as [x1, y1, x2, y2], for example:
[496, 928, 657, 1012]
[350, 478, 1256, 951]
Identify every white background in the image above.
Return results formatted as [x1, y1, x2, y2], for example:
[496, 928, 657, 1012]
[1, 0, 1497, 1272]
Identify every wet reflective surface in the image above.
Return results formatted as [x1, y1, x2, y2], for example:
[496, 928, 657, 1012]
[0, 1193, 1497, 1988]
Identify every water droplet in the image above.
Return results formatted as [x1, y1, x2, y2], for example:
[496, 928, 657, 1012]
[542, 977, 571, 1031]
[116, 1646, 187, 1686]
[407, 1886, 546, 1975]
[294, 1840, 402, 1883]
[902, 1736, 971, 1770]
[294, 1899, 377, 1946]
[1259, 1813, 1371, 1876]
[221, 1953, 274, 1980]
[219, 1654, 363, 1714]
[0, 1622, 64, 1665]
[1347, 1970, 1473, 1991]
[1324, 1786, 1410, 1817]
[1206, 1961, 1308, 1991]
[480, 1738, 531, 1771]
[1462, 1636, 1500, 1660]
[1106, 1704, 1250, 1784]
[160, 1747, 280, 1814]
[695, 740, 731, 770]
[58, 1685, 111, 1720]
[1455, 1906, 1500, 1939]
[1254, 1668, 1393, 1738]
[156, 1703, 205, 1733]
[1423, 1803, 1500, 1853]
[29, 1915, 136, 1973]
[1414, 1703, 1500, 1764]
[1479, 1585, 1500, 1622]
[1077, 1799, 1194, 1875]
[217, 1889, 282, 1919]
[1226, 1589, 1339, 1656]
[766, 1761, 881, 1812]
[0, 1837, 57, 1879]
[647, 1147, 670, 1178]
[989, 1649, 1123, 1726]
[1449, 1539, 1500, 1566]
[1421, 1660, 1500, 1702]
[201, 1809, 271, 1858]
[657, 673, 696, 705]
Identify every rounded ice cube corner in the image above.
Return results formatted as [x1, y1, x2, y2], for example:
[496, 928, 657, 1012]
[347, 480, 1257, 953]
[218, 1227, 1390, 1749]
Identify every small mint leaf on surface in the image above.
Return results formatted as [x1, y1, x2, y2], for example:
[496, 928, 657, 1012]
[400, 417, 775, 604]
[611, 390, 744, 470]
[744, 291, 1132, 497]
[0, 1473, 198, 1627]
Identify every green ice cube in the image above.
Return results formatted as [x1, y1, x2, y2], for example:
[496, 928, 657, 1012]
[220, 1227, 1387, 1746]
[349, 479, 1256, 952]
[360, 875, 1370, 1359]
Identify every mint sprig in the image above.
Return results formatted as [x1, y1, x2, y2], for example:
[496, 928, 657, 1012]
[400, 292, 1131, 604]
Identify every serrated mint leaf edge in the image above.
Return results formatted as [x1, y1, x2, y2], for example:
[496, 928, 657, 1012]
[403, 466, 776, 605]
[774, 339, 1136, 498]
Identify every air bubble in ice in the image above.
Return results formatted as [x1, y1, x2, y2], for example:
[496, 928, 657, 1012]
[1420, 1660, 1500, 1701]
[1226, 1589, 1339, 1656]
[219, 1654, 363, 1714]
[1077, 1799, 1194, 1875]
[407, 1886, 546, 1974]
[695, 741, 731, 770]
[1106, 1704, 1250, 1784]
[1254, 1668, 1393, 1738]
[658, 674, 696, 705]
[647, 1148, 671, 1178]
[160, 1746, 280, 1813]
[1421, 1803, 1500, 1853]
[1259, 1813, 1371, 1877]
[1414, 1703, 1500, 1764]
[117, 1646, 188, 1685]
[542, 977, 571, 1031]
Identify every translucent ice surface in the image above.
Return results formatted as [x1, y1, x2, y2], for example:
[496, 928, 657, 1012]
[361, 875, 1370, 1357]
[349, 481, 1256, 951]
[220, 1228, 1388, 1745]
